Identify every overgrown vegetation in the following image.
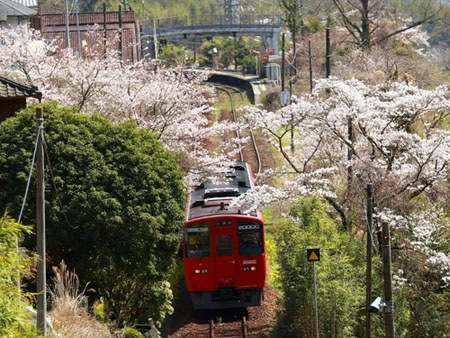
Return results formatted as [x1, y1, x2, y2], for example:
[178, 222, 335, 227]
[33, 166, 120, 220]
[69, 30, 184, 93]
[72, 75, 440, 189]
[49, 261, 111, 337]
[271, 197, 368, 337]
[0, 102, 186, 327]
[0, 213, 36, 337]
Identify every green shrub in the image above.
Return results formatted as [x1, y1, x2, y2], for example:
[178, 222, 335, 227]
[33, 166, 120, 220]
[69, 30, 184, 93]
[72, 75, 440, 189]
[93, 300, 105, 321]
[306, 16, 324, 33]
[0, 212, 37, 337]
[0, 102, 186, 326]
[121, 326, 144, 338]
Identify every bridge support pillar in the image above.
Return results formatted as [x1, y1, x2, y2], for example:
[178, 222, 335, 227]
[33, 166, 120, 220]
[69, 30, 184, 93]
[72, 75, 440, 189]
[264, 34, 279, 54]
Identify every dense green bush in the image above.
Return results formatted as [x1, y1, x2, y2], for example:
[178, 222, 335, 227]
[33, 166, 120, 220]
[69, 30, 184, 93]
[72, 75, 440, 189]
[0, 212, 36, 337]
[0, 102, 186, 326]
[272, 197, 366, 338]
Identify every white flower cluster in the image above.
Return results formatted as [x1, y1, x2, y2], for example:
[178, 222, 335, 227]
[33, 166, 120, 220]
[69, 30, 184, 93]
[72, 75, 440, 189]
[377, 207, 450, 287]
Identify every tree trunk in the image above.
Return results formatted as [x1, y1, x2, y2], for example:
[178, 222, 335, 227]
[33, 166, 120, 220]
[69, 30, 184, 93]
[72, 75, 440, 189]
[361, 0, 370, 49]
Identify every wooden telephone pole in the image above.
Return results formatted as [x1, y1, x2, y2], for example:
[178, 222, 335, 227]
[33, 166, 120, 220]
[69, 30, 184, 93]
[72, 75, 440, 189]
[382, 222, 395, 338]
[366, 184, 373, 338]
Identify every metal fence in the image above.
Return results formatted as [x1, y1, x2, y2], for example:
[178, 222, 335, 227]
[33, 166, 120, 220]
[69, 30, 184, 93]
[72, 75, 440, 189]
[142, 13, 281, 32]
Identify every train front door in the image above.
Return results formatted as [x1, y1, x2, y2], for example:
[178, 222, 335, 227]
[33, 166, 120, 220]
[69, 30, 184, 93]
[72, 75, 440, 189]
[214, 220, 236, 287]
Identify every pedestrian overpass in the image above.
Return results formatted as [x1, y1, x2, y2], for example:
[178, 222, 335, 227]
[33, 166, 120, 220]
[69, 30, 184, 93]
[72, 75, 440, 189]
[140, 13, 282, 58]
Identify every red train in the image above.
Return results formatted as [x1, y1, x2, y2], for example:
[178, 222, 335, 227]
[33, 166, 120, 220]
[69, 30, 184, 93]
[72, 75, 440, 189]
[183, 162, 266, 310]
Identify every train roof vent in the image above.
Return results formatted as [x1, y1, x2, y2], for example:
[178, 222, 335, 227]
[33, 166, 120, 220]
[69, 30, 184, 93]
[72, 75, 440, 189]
[191, 200, 205, 207]
[226, 168, 236, 178]
[204, 187, 240, 199]
[204, 198, 231, 207]
[234, 165, 245, 171]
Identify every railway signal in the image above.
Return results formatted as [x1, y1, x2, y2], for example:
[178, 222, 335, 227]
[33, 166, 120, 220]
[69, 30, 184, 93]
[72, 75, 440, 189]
[308, 248, 320, 338]
[307, 248, 320, 261]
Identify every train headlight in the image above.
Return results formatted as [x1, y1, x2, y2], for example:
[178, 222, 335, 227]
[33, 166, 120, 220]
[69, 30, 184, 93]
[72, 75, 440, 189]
[243, 266, 256, 272]
[195, 269, 208, 274]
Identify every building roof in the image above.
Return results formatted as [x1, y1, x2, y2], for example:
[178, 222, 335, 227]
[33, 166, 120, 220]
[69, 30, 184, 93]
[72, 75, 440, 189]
[0, 76, 42, 99]
[0, 0, 36, 21]
[11, 0, 37, 8]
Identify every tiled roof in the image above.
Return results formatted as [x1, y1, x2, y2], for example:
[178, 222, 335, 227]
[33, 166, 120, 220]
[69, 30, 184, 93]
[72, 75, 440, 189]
[0, 0, 36, 20]
[0, 76, 42, 99]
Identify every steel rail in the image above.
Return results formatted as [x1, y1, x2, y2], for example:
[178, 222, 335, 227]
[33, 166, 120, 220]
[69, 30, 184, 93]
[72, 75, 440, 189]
[216, 85, 261, 176]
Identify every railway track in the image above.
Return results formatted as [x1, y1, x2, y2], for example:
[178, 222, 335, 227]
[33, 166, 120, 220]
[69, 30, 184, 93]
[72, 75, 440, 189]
[209, 311, 249, 338]
[215, 85, 262, 176]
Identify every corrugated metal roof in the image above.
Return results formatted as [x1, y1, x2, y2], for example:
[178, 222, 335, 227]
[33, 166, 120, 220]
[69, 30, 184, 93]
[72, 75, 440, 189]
[10, 0, 37, 8]
[0, 0, 36, 19]
[0, 76, 41, 99]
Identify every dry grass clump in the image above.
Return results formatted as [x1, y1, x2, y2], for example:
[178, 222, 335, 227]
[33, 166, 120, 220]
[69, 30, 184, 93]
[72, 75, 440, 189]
[49, 261, 111, 338]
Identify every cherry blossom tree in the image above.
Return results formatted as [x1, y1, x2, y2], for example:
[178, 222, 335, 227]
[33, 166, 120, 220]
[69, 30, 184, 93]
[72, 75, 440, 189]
[0, 25, 236, 183]
[238, 77, 450, 293]
[241, 77, 449, 220]
[330, 0, 446, 48]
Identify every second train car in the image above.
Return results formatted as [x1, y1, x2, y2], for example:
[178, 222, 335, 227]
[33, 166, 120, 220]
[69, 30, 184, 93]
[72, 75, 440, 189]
[183, 162, 266, 310]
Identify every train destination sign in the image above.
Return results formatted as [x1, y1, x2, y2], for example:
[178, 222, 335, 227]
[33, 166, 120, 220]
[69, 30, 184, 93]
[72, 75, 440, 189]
[307, 248, 320, 262]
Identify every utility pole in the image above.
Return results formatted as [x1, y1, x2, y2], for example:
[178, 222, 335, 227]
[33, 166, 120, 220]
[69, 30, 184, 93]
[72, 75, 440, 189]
[325, 22, 331, 78]
[153, 19, 158, 60]
[103, 3, 107, 57]
[382, 222, 395, 338]
[290, 79, 294, 153]
[193, 39, 197, 64]
[234, 33, 237, 70]
[75, 0, 81, 58]
[36, 107, 46, 336]
[308, 40, 313, 92]
[118, 5, 123, 61]
[281, 33, 285, 91]
[366, 184, 373, 338]
[64, 0, 70, 48]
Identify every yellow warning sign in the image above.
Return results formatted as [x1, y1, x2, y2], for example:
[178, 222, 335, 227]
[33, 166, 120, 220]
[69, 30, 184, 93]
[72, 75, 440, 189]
[307, 248, 320, 262]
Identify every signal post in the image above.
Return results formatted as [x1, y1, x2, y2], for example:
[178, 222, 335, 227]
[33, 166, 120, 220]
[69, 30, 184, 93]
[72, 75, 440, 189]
[308, 248, 320, 338]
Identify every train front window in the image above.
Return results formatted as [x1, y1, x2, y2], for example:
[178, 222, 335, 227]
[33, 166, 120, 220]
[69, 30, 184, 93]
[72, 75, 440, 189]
[186, 222, 210, 258]
[238, 221, 263, 255]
